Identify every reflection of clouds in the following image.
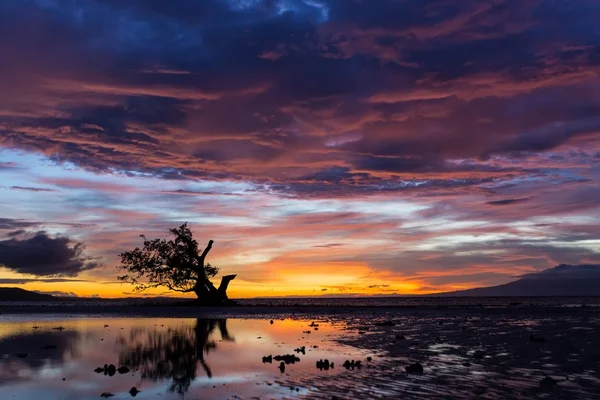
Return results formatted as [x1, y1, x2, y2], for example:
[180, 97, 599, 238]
[117, 319, 233, 394]
[0, 329, 80, 383]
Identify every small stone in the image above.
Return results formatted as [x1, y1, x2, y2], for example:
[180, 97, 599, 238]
[540, 376, 557, 388]
[117, 366, 130, 374]
[100, 393, 114, 398]
[129, 387, 140, 397]
[270, 320, 274, 325]
[94, 367, 104, 373]
[105, 364, 116, 376]
[279, 361, 286, 373]
[405, 362, 424, 374]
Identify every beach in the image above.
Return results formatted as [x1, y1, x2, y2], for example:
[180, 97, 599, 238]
[1, 301, 600, 399]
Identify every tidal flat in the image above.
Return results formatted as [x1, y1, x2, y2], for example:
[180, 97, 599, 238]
[1, 305, 600, 399]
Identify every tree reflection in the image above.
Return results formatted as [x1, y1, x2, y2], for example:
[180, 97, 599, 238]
[118, 319, 234, 394]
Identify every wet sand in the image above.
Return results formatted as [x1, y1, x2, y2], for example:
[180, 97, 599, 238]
[1, 305, 600, 399]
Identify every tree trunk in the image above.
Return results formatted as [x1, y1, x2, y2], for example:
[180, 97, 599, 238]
[192, 240, 236, 305]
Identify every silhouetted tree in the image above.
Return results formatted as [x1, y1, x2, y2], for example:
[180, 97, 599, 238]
[118, 223, 236, 304]
[118, 319, 234, 394]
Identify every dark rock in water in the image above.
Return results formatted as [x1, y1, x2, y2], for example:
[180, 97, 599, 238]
[262, 355, 273, 363]
[273, 354, 300, 364]
[106, 364, 116, 376]
[294, 346, 306, 354]
[270, 320, 274, 325]
[396, 334, 406, 340]
[358, 331, 366, 335]
[117, 366, 130, 374]
[342, 360, 362, 370]
[375, 320, 394, 327]
[104, 325, 109, 328]
[473, 350, 485, 360]
[405, 362, 424, 374]
[367, 357, 372, 362]
[129, 387, 140, 397]
[14, 353, 28, 358]
[303, 330, 311, 334]
[530, 334, 546, 343]
[316, 359, 334, 371]
[42, 345, 57, 350]
[100, 393, 114, 398]
[540, 376, 557, 388]
[279, 361, 286, 373]
[462, 362, 472, 367]
[94, 367, 104, 373]
[52, 326, 65, 331]
[309, 322, 319, 327]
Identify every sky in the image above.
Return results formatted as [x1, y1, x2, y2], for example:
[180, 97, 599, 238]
[1, 0, 600, 298]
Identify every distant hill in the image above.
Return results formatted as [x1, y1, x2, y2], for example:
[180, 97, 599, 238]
[431, 264, 600, 297]
[0, 287, 58, 301]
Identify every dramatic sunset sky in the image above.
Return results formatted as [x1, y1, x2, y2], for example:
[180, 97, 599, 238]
[1, 0, 600, 298]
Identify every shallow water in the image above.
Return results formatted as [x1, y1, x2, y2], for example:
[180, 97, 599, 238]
[0, 317, 369, 399]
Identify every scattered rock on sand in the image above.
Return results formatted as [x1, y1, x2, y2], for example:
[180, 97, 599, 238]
[294, 346, 306, 354]
[262, 355, 273, 363]
[117, 366, 130, 374]
[405, 362, 424, 374]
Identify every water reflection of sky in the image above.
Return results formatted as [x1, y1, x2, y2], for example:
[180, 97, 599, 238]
[0, 317, 369, 399]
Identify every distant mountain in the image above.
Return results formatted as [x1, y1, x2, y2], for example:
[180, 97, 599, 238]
[432, 264, 600, 297]
[0, 287, 58, 301]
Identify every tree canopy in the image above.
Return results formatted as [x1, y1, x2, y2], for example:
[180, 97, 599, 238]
[118, 224, 235, 303]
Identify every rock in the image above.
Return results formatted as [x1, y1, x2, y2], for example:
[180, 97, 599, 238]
[462, 362, 471, 367]
[309, 322, 319, 327]
[105, 364, 116, 376]
[279, 361, 286, 373]
[129, 387, 140, 397]
[117, 366, 130, 374]
[367, 357, 372, 362]
[100, 393, 114, 398]
[273, 354, 300, 364]
[104, 325, 109, 328]
[303, 330, 311, 334]
[342, 360, 362, 370]
[262, 355, 273, 363]
[473, 350, 485, 360]
[530, 334, 546, 343]
[316, 359, 334, 371]
[52, 326, 65, 331]
[396, 334, 406, 340]
[405, 362, 424, 374]
[540, 376, 557, 388]
[294, 346, 306, 354]
[270, 320, 274, 325]
[94, 367, 104, 373]
[14, 353, 28, 358]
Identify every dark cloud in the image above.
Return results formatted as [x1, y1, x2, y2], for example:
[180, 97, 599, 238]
[0, 232, 100, 276]
[0, 218, 38, 230]
[0, 0, 597, 197]
[0, 278, 90, 284]
[10, 186, 57, 192]
[34, 290, 78, 297]
[486, 197, 531, 206]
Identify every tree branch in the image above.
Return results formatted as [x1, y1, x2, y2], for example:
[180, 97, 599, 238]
[199, 240, 214, 262]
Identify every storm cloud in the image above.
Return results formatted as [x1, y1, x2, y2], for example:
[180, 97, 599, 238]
[0, 232, 100, 277]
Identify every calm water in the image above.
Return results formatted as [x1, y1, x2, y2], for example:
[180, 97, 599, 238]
[0, 317, 370, 399]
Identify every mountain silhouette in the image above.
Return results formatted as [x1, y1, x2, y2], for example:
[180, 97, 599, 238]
[0, 287, 57, 301]
[430, 264, 600, 296]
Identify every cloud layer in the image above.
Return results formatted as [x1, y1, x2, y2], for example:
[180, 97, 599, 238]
[0, 0, 599, 296]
